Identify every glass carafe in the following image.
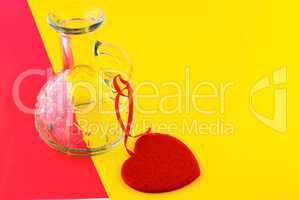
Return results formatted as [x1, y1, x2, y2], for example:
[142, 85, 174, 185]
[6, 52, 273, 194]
[35, 7, 132, 156]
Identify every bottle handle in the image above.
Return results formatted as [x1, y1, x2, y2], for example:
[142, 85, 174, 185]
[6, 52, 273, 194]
[94, 40, 133, 81]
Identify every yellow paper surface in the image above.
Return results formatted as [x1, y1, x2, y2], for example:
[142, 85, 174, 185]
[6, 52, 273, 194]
[28, 0, 299, 199]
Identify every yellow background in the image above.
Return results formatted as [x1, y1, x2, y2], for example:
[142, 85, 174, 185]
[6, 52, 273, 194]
[28, 0, 299, 199]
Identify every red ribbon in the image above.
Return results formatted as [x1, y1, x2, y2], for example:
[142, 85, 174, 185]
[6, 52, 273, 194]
[113, 75, 135, 156]
[113, 75, 151, 156]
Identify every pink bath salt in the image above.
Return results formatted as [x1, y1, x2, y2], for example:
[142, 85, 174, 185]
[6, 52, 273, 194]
[35, 70, 86, 149]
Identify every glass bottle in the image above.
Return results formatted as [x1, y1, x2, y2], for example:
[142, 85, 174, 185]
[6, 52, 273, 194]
[35, 7, 132, 156]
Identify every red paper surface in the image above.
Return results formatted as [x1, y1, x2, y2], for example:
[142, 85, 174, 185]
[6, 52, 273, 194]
[0, 0, 107, 199]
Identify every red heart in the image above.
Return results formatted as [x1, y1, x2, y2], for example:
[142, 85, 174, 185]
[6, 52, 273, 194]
[121, 133, 200, 193]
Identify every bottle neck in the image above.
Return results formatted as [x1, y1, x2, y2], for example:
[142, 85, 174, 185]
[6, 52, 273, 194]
[60, 32, 96, 70]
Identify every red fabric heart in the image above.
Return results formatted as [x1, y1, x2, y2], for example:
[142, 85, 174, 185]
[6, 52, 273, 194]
[122, 132, 200, 193]
[113, 75, 201, 193]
